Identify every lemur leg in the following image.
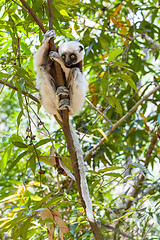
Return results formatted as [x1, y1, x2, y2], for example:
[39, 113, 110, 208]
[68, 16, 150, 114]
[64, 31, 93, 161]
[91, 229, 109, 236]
[33, 30, 55, 69]
[59, 99, 71, 111]
[49, 51, 63, 66]
[49, 51, 71, 112]
[49, 51, 70, 80]
[34, 30, 61, 115]
[68, 68, 88, 115]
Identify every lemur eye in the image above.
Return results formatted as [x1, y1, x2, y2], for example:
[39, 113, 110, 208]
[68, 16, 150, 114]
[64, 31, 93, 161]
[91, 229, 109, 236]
[70, 54, 76, 59]
[61, 54, 66, 60]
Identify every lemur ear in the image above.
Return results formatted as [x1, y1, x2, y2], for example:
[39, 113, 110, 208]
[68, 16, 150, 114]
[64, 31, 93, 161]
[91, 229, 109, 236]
[79, 45, 84, 52]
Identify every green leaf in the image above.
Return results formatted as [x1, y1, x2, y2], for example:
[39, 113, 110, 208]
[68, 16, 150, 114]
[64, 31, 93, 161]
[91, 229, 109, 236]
[17, 110, 24, 131]
[98, 167, 123, 173]
[0, 41, 12, 57]
[111, 62, 130, 68]
[38, 157, 52, 166]
[21, 218, 31, 240]
[102, 70, 109, 95]
[108, 96, 123, 116]
[104, 172, 122, 178]
[43, 196, 63, 208]
[108, 49, 123, 62]
[90, 179, 101, 193]
[29, 155, 36, 175]
[10, 134, 23, 142]
[21, 41, 31, 55]
[110, 73, 137, 92]
[12, 141, 28, 148]
[0, 215, 26, 233]
[0, 72, 9, 78]
[7, 151, 28, 174]
[1, 144, 13, 175]
[34, 139, 51, 148]
[33, 193, 53, 210]
[59, 9, 69, 17]
[131, 163, 153, 176]
[99, 38, 109, 50]
[17, 85, 23, 110]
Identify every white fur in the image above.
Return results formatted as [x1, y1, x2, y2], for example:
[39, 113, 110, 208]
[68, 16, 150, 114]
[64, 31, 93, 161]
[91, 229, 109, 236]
[34, 33, 88, 116]
[70, 124, 94, 222]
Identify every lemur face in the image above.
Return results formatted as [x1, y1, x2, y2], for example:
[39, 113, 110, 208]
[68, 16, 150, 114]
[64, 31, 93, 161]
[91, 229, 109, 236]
[58, 41, 84, 68]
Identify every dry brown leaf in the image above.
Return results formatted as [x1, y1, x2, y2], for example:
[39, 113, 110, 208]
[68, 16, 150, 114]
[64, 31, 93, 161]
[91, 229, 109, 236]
[47, 226, 55, 240]
[49, 156, 56, 166]
[49, 146, 56, 165]
[113, 3, 123, 16]
[54, 216, 69, 234]
[50, 209, 62, 218]
[60, 229, 64, 240]
[40, 208, 54, 220]
[89, 83, 98, 107]
[40, 208, 69, 238]
[40, 209, 55, 240]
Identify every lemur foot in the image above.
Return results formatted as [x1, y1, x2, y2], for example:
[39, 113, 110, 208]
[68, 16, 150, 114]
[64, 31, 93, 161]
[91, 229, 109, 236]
[44, 30, 55, 41]
[49, 51, 60, 61]
[59, 99, 70, 111]
[56, 86, 69, 97]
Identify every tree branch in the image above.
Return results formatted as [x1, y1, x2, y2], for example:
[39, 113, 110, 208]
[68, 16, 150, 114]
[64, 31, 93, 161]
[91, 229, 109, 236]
[125, 132, 157, 210]
[141, 33, 160, 50]
[0, 79, 39, 103]
[19, 0, 47, 33]
[84, 85, 160, 161]
[47, 1, 102, 238]
[103, 224, 134, 239]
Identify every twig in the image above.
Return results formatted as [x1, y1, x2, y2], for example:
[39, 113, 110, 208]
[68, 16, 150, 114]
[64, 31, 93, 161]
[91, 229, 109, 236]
[17, 34, 21, 67]
[141, 33, 160, 50]
[47, 0, 53, 31]
[126, 133, 157, 210]
[19, 0, 47, 33]
[103, 224, 134, 239]
[85, 97, 112, 124]
[106, 26, 133, 40]
[80, 105, 110, 142]
[84, 85, 160, 161]
[24, 94, 42, 188]
[142, 223, 154, 240]
[0, 79, 39, 103]
[28, 107, 67, 148]
[11, 0, 29, 12]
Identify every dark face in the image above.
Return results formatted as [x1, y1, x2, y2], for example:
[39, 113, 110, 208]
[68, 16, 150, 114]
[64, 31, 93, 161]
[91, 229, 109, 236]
[61, 53, 77, 67]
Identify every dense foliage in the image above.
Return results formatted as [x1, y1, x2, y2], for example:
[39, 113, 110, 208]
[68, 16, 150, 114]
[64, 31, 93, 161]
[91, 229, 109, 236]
[0, 0, 160, 239]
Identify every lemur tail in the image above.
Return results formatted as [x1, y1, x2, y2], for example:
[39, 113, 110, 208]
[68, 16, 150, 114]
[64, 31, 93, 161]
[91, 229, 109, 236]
[69, 122, 94, 223]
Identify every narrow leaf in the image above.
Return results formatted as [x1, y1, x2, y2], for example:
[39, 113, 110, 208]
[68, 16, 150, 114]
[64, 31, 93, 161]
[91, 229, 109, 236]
[7, 151, 28, 174]
[131, 163, 153, 176]
[111, 74, 137, 92]
[1, 144, 13, 175]
[108, 96, 123, 116]
[108, 49, 123, 62]
[94, 128, 108, 140]
[12, 141, 28, 148]
[98, 167, 123, 173]
[29, 155, 36, 175]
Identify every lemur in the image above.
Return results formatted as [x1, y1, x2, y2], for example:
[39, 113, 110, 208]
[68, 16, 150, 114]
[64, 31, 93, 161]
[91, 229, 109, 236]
[33, 30, 94, 222]
[33, 30, 88, 117]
